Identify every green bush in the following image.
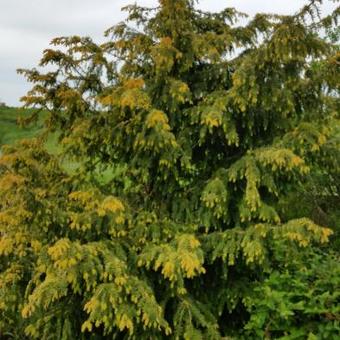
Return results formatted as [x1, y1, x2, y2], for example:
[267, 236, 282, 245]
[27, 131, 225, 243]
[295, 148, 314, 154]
[244, 250, 340, 339]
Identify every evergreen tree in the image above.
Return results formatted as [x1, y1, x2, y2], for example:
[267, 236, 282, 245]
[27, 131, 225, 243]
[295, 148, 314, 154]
[0, 0, 339, 338]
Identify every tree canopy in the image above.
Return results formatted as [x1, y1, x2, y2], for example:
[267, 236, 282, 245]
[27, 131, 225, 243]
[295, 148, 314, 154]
[1, 0, 339, 338]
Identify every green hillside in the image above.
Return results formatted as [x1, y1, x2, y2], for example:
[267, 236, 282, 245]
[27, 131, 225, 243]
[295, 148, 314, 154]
[0, 106, 63, 158]
[0, 106, 42, 147]
[0, 106, 118, 182]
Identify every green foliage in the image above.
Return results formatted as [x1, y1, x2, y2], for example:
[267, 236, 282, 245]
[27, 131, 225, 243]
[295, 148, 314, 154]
[1, 0, 339, 338]
[244, 250, 340, 339]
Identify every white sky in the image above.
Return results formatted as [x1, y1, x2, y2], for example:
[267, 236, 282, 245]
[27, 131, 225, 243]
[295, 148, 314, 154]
[0, 0, 336, 106]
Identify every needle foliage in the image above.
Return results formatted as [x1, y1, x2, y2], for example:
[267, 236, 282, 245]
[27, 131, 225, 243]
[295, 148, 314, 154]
[1, 0, 339, 338]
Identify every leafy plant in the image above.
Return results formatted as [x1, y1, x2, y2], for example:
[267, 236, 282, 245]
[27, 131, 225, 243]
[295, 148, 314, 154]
[244, 249, 340, 339]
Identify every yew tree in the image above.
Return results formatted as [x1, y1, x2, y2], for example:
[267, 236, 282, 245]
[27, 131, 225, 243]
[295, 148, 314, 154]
[1, 0, 339, 338]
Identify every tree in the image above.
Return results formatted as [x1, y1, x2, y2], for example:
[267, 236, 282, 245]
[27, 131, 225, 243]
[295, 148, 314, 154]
[0, 0, 339, 338]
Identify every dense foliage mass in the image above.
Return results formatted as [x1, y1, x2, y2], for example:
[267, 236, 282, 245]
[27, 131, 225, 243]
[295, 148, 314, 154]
[0, 0, 339, 338]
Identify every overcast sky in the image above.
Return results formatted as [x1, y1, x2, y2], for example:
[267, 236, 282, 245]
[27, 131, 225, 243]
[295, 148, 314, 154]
[0, 0, 336, 106]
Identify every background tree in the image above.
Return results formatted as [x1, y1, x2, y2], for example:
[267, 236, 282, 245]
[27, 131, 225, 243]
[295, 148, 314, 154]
[1, 0, 339, 338]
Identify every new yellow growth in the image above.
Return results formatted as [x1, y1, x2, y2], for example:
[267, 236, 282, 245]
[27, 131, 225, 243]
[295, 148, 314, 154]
[114, 276, 127, 286]
[0, 237, 14, 256]
[286, 232, 309, 247]
[81, 320, 93, 333]
[180, 253, 205, 278]
[160, 37, 173, 47]
[0, 212, 18, 227]
[0, 173, 25, 191]
[99, 197, 124, 214]
[291, 155, 303, 167]
[124, 78, 145, 89]
[162, 261, 175, 280]
[146, 110, 169, 129]
[31, 240, 42, 253]
[201, 111, 222, 128]
[116, 313, 134, 332]
[120, 89, 151, 109]
[69, 191, 97, 210]
[189, 237, 200, 249]
[48, 238, 71, 260]
[320, 227, 333, 243]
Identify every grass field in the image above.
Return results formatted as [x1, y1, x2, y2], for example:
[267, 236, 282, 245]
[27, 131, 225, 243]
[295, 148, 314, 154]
[0, 106, 43, 146]
[0, 106, 62, 155]
[0, 106, 116, 183]
[0, 106, 74, 167]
